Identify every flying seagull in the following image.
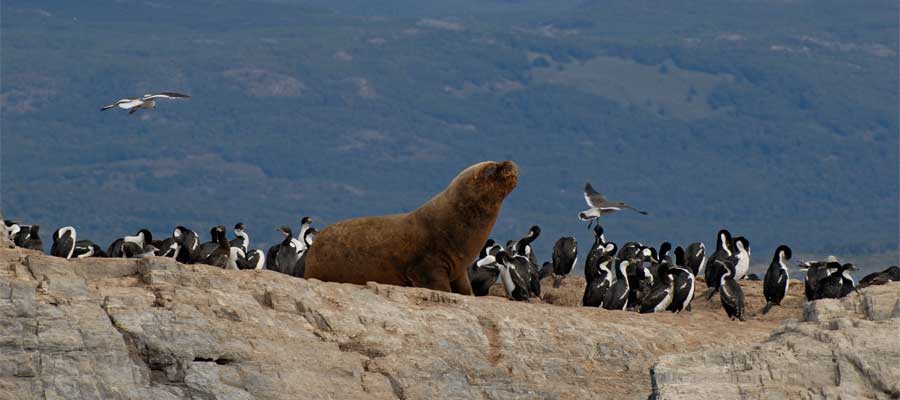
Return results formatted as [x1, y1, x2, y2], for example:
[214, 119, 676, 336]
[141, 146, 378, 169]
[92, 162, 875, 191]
[101, 92, 190, 114]
[578, 182, 648, 228]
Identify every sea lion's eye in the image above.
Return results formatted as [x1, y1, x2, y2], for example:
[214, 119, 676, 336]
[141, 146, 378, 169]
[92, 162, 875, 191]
[481, 164, 497, 179]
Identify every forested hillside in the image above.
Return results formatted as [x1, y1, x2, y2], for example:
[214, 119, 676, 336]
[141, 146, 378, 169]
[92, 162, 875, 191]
[2, 0, 897, 269]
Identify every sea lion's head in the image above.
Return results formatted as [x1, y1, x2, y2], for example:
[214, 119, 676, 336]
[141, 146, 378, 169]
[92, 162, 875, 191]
[449, 160, 518, 207]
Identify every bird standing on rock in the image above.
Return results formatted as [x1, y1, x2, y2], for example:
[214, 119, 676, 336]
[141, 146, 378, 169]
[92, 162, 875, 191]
[72, 240, 106, 258]
[717, 259, 745, 321]
[270, 226, 300, 275]
[495, 251, 530, 302]
[20, 225, 43, 252]
[582, 254, 614, 308]
[584, 225, 607, 279]
[667, 247, 696, 313]
[817, 263, 857, 299]
[50, 226, 76, 259]
[603, 259, 631, 311]
[762, 245, 792, 314]
[799, 258, 839, 301]
[201, 225, 231, 268]
[230, 223, 250, 253]
[684, 242, 706, 276]
[705, 229, 734, 299]
[108, 229, 153, 258]
[551, 237, 577, 288]
[640, 261, 674, 313]
[468, 240, 502, 296]
[585, 242, 616, 284]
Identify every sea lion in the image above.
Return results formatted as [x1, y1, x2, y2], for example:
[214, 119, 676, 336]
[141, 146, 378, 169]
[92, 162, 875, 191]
[305, 160, 519, 294]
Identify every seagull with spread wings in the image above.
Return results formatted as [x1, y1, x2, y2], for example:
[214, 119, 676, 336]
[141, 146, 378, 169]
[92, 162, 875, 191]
[101, 92, 190, 114]
[578, 182, 648, 228]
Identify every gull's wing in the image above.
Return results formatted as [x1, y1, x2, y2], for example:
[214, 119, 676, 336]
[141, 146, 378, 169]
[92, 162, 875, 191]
[620, 203, 649, 215]
[141, 92, 190, 100]
[583, 182, 608, 208]
[101, 98, 141, 111]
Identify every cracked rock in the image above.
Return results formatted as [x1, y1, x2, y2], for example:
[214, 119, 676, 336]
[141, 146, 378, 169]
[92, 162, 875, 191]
[0, 246, 897, 399]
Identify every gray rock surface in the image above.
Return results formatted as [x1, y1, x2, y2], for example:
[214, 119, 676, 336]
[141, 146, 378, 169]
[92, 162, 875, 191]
[0, 210, 11, 249]
[1, 245, 897, 400]
[651, 282, 900, 400]
[804, 283, 900, 322]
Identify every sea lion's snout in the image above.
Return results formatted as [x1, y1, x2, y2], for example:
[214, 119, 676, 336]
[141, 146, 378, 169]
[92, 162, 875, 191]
[497, 160, 518, 178]
[490, 160, 518, 194]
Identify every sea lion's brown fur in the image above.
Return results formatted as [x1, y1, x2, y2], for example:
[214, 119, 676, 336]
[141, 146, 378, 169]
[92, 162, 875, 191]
[305, 160, 519, 294]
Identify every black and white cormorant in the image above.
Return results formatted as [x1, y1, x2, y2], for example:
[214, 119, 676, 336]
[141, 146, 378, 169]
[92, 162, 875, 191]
[704, 229, 733, 299]
[155, 227, 191, 259]
[583, 225, 607, 278]
[618, 241, 644, 261]
[731, 236, 751, 280]
[603, 259, 630, 311]
[194, 227, 223, 263]
[20, 225, 44, 252]
[668, 246, 696, 313]
[173, 226, 200, 263]
[859, 266, 900, 288]
[230, 223, 249, 252]
[799, 258, 839, 301]
[294, 217, 314, 253]
[551, 237, 577, 288]
[4, 220, 22, 244]
[716, 259, 745, 321]
[50, 226, 77, 259]
[627, 255, 654, 308]
[72, 240, 107, 258]
[271, 226, 300, 275]
[201, 225, 231, 268]
[639, 262, 674, 313]
[156, 235, 180, 258]
[684, 242, 706, 276]
[817, 263, 857, 299]
[495, 251, 530, 301]
[762, 245, 792, 314]
[242, 249, 266, 270]
[107, 229, 153, 258]
[585, 242, 616, 284]
[292, 227, 318, 277]
[468, 240, 501, 296]
[646, 242, 670, 282]
[226, 247, 245, 270]
[514, 225, 541, 266]
[583, 254, 614, 307]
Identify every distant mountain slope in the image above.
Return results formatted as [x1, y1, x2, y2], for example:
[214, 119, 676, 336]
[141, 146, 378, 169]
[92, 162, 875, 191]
[1, 0, 897, 267]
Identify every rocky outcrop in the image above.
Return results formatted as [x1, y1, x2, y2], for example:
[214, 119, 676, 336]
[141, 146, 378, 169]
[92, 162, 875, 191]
[1, 245, 897, 400]
[0, 210, 12, 249]
[804, 283, 900, 322]
[651, 282, 900, 400]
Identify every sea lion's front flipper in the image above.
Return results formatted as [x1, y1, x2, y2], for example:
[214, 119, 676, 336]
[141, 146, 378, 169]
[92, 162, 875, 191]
[421, 272, 452, 293]
[450, 274, 473, 296]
